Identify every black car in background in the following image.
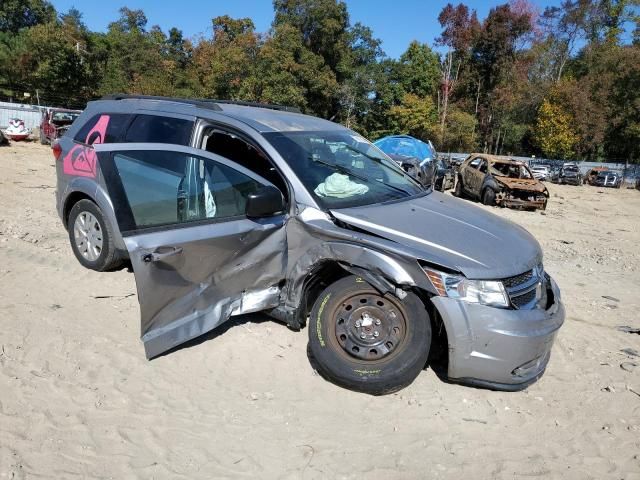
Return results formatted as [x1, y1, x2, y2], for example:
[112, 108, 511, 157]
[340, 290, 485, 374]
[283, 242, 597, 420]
[434, 158, 455, 191]
[593, 170, 622, 188]
[552, 163, 582, 185]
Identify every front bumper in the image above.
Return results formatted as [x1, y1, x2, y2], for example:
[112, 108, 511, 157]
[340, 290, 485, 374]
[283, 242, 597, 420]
[432, 277, 565, 390]
[497, 196, 547, 210]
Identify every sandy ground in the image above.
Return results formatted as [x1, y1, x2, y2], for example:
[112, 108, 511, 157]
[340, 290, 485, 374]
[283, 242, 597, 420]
[1, 141, 639, 479]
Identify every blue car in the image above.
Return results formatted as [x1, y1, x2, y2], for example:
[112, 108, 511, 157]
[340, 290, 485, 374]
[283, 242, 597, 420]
[374, 135, 437, 189]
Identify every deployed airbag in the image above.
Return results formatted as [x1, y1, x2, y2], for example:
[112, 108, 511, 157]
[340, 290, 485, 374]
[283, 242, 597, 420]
[314, 173, 369, 198]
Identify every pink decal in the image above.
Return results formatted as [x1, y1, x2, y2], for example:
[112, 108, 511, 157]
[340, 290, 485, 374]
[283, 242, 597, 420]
[63, 115, 111, 178]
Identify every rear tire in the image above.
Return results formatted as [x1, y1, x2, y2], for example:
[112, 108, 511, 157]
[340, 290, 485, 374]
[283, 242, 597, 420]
[482, 188, 496, 206]
[454, 176, 463, 197]
[308, 275, 431, 395]
[68, 199, 122, 271]
[39, 128, 47, 145]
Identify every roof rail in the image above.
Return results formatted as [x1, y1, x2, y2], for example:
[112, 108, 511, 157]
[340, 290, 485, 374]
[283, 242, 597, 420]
[101, 94, 301, 113]
[212, 99, 301, 113]
[101, 94, 223, 111]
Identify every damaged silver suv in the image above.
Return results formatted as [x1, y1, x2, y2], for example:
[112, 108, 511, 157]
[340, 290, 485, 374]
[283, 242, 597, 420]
[55, 95, 565, 395]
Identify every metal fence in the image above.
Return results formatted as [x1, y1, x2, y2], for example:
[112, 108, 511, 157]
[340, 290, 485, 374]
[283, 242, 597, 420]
[443, 152, 640, 182]
[0, 101, 47, 130]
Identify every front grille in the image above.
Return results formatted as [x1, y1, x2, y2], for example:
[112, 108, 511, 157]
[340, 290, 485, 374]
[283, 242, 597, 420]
[511, 288, 537, 308]
[501, 267, 541, 310]
[502, 270, 534, 290]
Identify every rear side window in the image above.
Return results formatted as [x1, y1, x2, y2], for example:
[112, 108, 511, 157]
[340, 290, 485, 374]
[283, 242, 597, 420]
[74, 114, 131, 144]
[124, 115, 193, 145]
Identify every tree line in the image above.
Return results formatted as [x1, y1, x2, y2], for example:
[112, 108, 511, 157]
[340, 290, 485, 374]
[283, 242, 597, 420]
[1, 0, 639, 161]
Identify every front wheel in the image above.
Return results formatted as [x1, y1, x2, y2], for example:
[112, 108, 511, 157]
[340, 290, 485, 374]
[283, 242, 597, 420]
[482, 188, 496, 206]
[308, 275, 431, 395]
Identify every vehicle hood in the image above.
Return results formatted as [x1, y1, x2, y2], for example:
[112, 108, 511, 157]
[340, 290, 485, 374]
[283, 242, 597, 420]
[331, 192, 542, 279]
[494, 176, 546, 193]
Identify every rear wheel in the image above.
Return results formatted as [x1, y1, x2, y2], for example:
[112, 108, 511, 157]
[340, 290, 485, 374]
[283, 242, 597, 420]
[308, 275, 431, 395]
[482, 188, 496, 206]
[39, 128, 48, 145]
[68, 199, 122, 271]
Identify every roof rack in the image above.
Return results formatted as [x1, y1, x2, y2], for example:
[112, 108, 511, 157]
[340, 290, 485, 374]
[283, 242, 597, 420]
[101, 94, 223, 111]
[101, 94, 301, 114]
[212, 99, 301, 113]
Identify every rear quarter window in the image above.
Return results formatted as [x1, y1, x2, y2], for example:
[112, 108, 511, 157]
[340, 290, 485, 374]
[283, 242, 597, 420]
[74, 113, 131, 144]
[124, 115, 193, 145]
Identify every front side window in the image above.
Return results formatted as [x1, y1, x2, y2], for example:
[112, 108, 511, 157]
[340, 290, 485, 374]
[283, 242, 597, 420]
[265, 131, 424, 209]
[469, 157, 482, 169]
[111, 151, 262, 230]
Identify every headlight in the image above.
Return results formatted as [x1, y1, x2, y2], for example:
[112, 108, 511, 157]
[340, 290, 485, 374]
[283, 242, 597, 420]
[423, 267, 510, 308]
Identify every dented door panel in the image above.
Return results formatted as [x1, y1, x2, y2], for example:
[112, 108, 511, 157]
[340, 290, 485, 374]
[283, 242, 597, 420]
[124, 217, 286, 358]
[96, 143, 288, 358]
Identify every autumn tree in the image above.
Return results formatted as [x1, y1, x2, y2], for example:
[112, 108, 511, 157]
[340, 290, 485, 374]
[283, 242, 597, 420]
[535, 98, 578, 158]
[435, 3, 479, 145]
[189, 16, 259, 99]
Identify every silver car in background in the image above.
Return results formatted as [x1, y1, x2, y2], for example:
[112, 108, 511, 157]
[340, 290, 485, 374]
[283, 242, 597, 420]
[54, 95, 565, 395]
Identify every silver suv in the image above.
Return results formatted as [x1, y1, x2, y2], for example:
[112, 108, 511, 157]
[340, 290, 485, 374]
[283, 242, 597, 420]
[55, 95, 565, 395]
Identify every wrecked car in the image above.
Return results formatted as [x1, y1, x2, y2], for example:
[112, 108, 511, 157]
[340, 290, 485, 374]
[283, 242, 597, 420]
[39, 108, 82, 145]
[434, 158, 455, 191]
[373, 135, 436, 188]
[455, 154, 549, 210]
[530, 164, 550, 181]
[552, 163, 582, 185]
[593, 170, 622, 188]
[583, 167, 607, 186]
[55, 95, 564, 395]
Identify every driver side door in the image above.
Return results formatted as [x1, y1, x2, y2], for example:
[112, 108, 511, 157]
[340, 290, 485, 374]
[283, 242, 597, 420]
[96, 143, 287, 358]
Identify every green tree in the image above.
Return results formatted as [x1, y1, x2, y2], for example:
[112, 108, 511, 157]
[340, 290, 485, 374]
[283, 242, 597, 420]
[189, 16, 259, 99]
[243, 24, 338, 116]
[390, 93, 438, 140]
[273, 0, 349, 77]
[0, 0, 55, 33]
[397, 41, 440, 98]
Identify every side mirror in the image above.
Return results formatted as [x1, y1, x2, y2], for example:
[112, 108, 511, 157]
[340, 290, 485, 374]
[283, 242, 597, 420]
[246, 185, 285, 218]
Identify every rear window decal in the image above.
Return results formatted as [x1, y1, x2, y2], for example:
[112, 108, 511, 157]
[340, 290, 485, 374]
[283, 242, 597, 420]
[63, 115, 110, 178]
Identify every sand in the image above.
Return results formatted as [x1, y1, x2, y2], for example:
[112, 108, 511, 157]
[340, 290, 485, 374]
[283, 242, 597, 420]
[1, 141, 639, 479]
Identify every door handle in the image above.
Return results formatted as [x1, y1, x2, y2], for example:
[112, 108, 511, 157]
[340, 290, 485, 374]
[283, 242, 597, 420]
[142, 247, 183, 263]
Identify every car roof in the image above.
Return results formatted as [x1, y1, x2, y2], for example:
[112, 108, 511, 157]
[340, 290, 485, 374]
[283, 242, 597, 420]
[468, 153, 524, 166]
[84, 96, 344, 133]
[376, 135, 429, 143]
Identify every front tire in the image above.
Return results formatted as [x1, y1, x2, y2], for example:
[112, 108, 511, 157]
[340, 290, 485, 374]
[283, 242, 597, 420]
[308, 275, 431, 395]
[482, 188, 496, 206]
[454, 176, 463, 197]
[68, 199, 122, 271]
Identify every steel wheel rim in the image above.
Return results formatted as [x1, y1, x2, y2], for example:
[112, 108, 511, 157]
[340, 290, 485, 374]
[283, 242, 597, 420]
[332, 293, 408, 362]
[73, 211, 103, 262]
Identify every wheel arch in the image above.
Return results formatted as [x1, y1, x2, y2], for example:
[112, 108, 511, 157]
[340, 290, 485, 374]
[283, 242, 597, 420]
[62, 181, 126, 251]
[282, 243, 419, 327]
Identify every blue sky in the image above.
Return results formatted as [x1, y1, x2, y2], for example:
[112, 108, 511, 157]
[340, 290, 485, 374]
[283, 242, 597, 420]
[51, 0, 562, 58]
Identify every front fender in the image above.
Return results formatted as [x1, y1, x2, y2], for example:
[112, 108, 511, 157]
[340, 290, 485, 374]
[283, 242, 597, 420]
[285, 241, 417, 308]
